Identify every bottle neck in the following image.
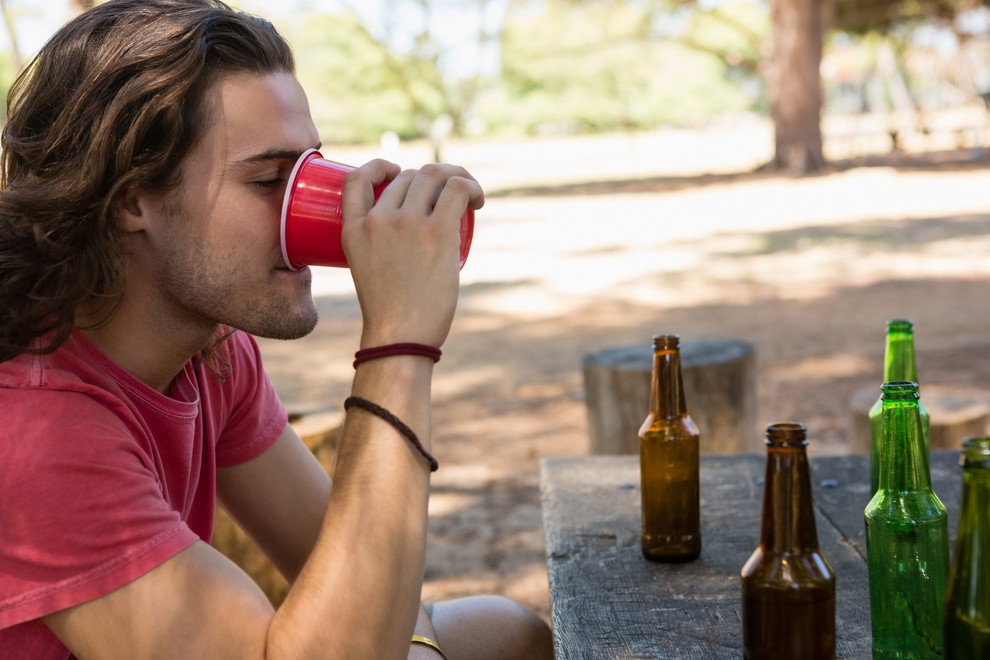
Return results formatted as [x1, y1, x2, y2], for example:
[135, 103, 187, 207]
[650, 346, 686, 420]
[759, 442, 820, 554]
[960, 462, 990, 502]
[958, 438, 990, 520]
[884, 330, 918, 383]
[878, 396, 932, 492]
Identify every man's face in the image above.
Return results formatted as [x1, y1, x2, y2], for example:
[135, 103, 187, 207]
[144, 71, 322, 340]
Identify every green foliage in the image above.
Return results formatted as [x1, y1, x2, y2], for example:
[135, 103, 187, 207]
[0, 52, 19, 117]
[188, 0, 774, 141]
[492, 0, 765, 134]
[0, 1, 35, 118]
[285, 11, 445, 144]
[10, 0, 985, 146]
[682, 1, 767, 69]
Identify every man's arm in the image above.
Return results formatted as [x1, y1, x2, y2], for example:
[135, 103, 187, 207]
[216, 423, 331, 583]
[44, 356, 436, 659]
[218, 423, 449, 659]
[43, 162, 483, 659]
[219, 424, 448, 660]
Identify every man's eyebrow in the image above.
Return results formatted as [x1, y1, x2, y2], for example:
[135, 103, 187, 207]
[228, 144, 322, 170]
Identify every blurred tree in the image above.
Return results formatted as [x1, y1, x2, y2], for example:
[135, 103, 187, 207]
[0, 0, 30, 126]
[835, 0, 990, 34]
[288, 10, 445, 145]
[270, 0, 501, 153]
[495, 0, 764, 134]
[0, 0, 24, 71]
[70, 0, 97, 16]
[496, 0, 853, 172]
[763, 0, 834, 173]
[830, 0, 990, 148]
[698, 0, 988, 172]
[1, 0, 92, 80]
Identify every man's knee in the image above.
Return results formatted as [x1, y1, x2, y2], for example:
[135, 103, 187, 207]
[430, 595, 553, 660]
[483, 595, 552, 653]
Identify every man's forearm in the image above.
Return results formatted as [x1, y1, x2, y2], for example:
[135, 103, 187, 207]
[266, 356, 436, 658]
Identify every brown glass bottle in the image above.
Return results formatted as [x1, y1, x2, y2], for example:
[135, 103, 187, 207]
[740, 423, 836, 659]
[639, 334, 701, 562]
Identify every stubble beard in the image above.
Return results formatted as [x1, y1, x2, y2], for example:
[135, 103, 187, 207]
[156, 202, 319, 342]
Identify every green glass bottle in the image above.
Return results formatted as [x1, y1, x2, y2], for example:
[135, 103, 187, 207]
[943, 436, 990, 659]
[740, 423, 835, 659]
[869, 319, 930, 495]
[639, 334, 701, 562]
[865, 380, 949, 659]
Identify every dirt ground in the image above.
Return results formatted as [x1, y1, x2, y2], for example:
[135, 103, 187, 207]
[255, 124, 990, 621]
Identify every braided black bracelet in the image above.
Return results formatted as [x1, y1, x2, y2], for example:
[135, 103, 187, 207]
[343, 396, 439, 472]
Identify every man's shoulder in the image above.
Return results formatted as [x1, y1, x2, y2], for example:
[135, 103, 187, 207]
[0, 336, 139, 437]
[0, 364, 130, 438]
[1, 345, 93, 393]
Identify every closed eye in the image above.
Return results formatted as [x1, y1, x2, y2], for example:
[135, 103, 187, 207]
[252, 178, 284, 189]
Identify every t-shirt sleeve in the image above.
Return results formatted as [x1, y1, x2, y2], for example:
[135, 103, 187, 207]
[212, 331, 288, 468]
[0, 391, 198, 629]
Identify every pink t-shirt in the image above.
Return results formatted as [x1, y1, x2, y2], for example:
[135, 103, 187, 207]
[0, 330, 287, 658]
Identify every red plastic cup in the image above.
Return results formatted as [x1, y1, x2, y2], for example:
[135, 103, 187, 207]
[280, 148, 475, 270]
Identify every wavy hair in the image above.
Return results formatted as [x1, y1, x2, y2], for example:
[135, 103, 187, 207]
[0, 0, 295, 364]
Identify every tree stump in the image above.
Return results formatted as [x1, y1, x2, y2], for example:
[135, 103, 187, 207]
[849, 386, 990, 453]
[582, 339, 758, 455]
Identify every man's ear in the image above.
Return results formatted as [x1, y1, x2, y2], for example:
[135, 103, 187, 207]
[117, 188, 155, 233]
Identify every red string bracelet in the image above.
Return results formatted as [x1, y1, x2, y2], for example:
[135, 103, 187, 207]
[353, 343, 442, 369]
[343, 396, 439, 472]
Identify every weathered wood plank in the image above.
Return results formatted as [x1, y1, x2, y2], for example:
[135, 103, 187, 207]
[809, 451, 961, 559]
[541, 452, 962, 659]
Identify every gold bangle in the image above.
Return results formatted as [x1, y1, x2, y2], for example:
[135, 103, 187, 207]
[411, 634, 448, 659]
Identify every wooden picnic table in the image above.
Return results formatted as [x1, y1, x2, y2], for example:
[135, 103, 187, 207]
[539, 450, 963, 659]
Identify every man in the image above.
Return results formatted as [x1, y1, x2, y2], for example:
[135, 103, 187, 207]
[0, 1, 553, 658]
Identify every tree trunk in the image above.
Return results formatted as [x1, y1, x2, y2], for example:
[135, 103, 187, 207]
[765, 0, 834, 173]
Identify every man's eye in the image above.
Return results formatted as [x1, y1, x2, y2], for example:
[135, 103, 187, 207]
[252, 178, 284, 189]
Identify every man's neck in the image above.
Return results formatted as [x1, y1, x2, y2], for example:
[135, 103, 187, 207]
[76, 295, 218, 394]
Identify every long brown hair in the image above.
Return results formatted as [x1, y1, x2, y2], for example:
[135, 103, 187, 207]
[0, 0, 295, 364]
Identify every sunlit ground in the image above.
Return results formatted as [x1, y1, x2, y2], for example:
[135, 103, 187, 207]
[310, 109, 990, 317]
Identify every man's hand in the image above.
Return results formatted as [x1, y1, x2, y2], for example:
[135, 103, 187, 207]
[340, 160, 484, 350]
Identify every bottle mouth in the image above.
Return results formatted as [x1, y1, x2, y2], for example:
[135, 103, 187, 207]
[652, 334, 680, 350]
[765, 422, 808, 446]
[881, 380, 920, 400]
[887, 319, 914, 333]
[961, 436, 990, 469]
